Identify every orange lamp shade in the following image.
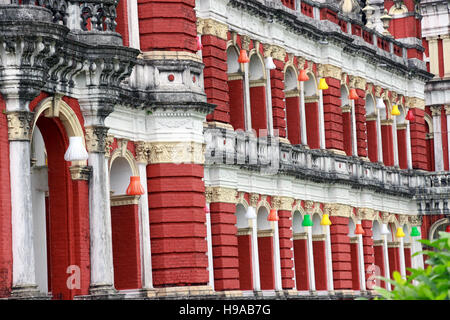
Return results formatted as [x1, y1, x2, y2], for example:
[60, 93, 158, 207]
[267, 209, 279, 221]
[298, 69, 309, 82]
[355, 223, 365, 235]
[349, 88, 359, 100]
[126, 176, 145, 196]
[238, 49, 250, 64]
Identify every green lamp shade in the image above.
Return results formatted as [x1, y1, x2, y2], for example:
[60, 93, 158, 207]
[302, 214, 313, 227]
[410, 226, 420, 237]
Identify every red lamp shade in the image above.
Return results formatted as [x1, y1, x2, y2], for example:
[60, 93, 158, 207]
[405, 109, 415, 121]
[196, 36, 203, 51]
[445, 225, 450, 233]
[355, 223, 365, 235]
[349, 88, 359, 100]
[267, 209, 279, 221]
[126, 176, 145, 196]
[238, 49, 250, 63]
[298, 69, 309, 82]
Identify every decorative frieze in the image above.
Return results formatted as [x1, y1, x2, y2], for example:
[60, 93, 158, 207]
[357, 207, 377, 221]
[430, 105, 442, 116]
[205, 186, 238, 204]
[249, 193, 260, 207]
[272, 196, 294, 211]
[324, 203, 353, 218]
[85, 126, 110, 153]
[110, 195, 140, 207]
[271, 45, 286, 62]
[409, 215, 422, 227]
[104, 134, 115, 158]
[318, 64, 342, 80]
[148, 141, 205, 165]
[240, 35, 251, 51]
[197, 18, 229, 40]
[6, 111, 34, 141]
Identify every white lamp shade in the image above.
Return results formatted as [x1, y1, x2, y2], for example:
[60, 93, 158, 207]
[245, 206, 257, 219]
[380, 223, 390, 235]
[265, 57, 277, 70]
[376, 98, 385, 109]
[64, 136, 89, 162]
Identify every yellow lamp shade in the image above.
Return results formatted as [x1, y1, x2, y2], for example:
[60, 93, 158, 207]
[320, 214, 332, 226]
[391, 104, 400, 116]
[318, 78, 329, 90]
[396, 227, 405, 238]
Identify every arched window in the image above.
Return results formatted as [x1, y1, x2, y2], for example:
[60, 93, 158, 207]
[292, 210, 310, 291]
[381, 100, 395, 166]
[285, 66, 301, 144]
[304, 73, 320, 149]
[249, 53, 268, 136]
[311, 213, 327, 291]
[341, 85, 353, 156]
[365, 94, 379, 162]
[256, 206, 275, 290]
[227, 45, 246, 131]
[396, 105, 408, 169]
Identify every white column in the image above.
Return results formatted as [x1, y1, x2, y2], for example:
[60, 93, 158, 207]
[376, 109, 384, 162]
[351, 100, 358, 156]
[446, 108, 450, 171]
[299, 81, 308, 146]
[306, 226, 316, 291]
[272, 220, 282, 291]
[205, 203, 215, 291]
[398, 238, 406, 278]
[431, 106, 444, 171]
[427, 37, 440, 78]
[243, 63, 252, 132]
[137, 162, 153, 290]
[406, 120, 413, 169]
[357, 233, 366, 291]
[392, 116, 399, 167]
[382, 234, 392, 291]
[250, 218, 261, 291]
[318, 89, 326, 149]
[265, 68, 274, 136]
[324, 225, 334, 292]
[127, 0, 141, 50]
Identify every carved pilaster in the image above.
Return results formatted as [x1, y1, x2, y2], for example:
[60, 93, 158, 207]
[85, 126, 110, 153]
[304, 200, 315, 214]
[240, 35, 251, 51]
[271, 45, 286, 62]
[135, 141, 150, 164]
[318, 64, 341, 80]
[148, 141, 205, 165]
[409, 215, 422, 227]
[297, 56, 306, 70]
[6, 111, 34, 141]
[198, 18, 229, 40]
[104, 134, 115, 158]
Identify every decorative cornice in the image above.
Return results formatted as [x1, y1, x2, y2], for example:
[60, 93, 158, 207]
[110, 195, 140, 207]
[6, 111, 34, 141]
[148, 141, 205, 165]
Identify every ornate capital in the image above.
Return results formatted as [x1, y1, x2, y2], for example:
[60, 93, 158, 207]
[148, 141, 205, 164]
[380, 212, 394, 224]
[409, 215, 422, 227]
[271, 196, 295, 211]
[206, 186, 238, 204]
[318, 64, 341, 80]
[85, 126, 110, 153]
[357, 207, 377, 221]
[374, 86, 383, 98]
[104, 134, 115, 158]
[430, 105, 442, 116]
[304, 200, 315, 214]
[69, 165, 92, 181]
[240, 35, 251, 51]
[271, 45, 286, 62]
[6, 111, 34, 141]
[398, 214, 409, 226]
[249, 193, 260, 207]
[324, 203, 352, 217]
[135, 141, 150, 164]
[198, 18, 229, 40]
[297, 56, 306, 70]
[262, 43, 273, 58]
[444, 105, 450, 115]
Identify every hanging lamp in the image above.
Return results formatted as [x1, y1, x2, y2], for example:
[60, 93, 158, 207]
[126, 176, 145, 196]
[446, 225, 450, 233]
[298, 69, 309, 82]
[349, 88, 359, 100]
[302, 214, 313, 227]
[265, 56, 277, 70]
[380, 223, 390, 235]
[318, 78, 328, 90]
[64, 136, 89, 162]
[245, 206, 257, 220]
[376, 98, 385, 109]
[320, 214, 332, 226]
[405, 109, 415, 121]
[238, 49, 250, 64]
[391, 104, 401, 116]
[396, 227, 405, 238]
[196, 35, 203, 51]
[267, 209, 279, 221]
[410, 226, 420, 237]
[355, 223, 365, 235]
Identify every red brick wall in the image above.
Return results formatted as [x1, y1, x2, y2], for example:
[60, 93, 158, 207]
[350, 242, 360, 290]
[362, 220, 375, 285]
[322, 78, 344, 151]
[209, 202, 239, 291]
[116, 0, 129, 47]
[330, 216, 352, 290]
[441, 107, 449, 170]
[228, 79, 246, 130]
[111, 204, 142, 290]
[258, 236, 275, 290]
[203, 35, 230, 124]
[138, 0, 197, 52]
[373, 245, 386, 288]
[355, 89, 368, 157]
[397, 128, 408, 169]
[147, 163, 209, 287]
[250, 86, 267, 135]
[278, 210, 294, 289]
[366, 120, 378, 162]
[409, 108, 428, 170]
[237, 234, 253, 290]
[293, 239, 309, 290]
[271, 60, 287, 138]
[286, 96, 301, 145]
[313, 240, 327, 290]
[342, 112, 352, 156]
[382, 123, 394, 166]
[305, 102, 320, 149]
[0, 94, 12, 298]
